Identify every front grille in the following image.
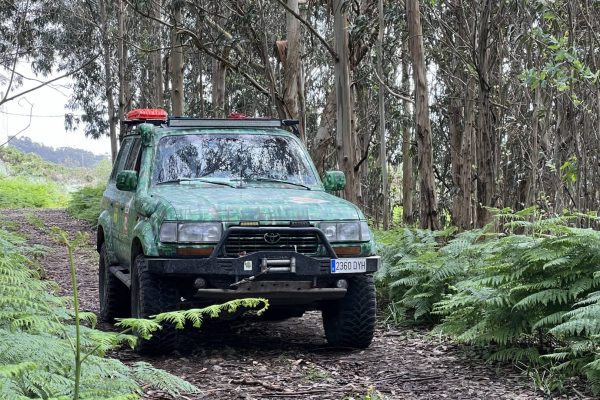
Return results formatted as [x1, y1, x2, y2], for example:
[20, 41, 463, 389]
[223, 230, 320, 257]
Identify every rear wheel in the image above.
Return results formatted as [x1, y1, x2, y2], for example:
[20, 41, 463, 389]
[131, 254, 180, 354]
[98, 244, 130, 322]
[322, 275, 376, 348]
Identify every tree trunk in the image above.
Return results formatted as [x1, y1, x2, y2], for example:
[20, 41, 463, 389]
[150, 0, 163, 107]
[211, 58, 226, 117]
[313, 89, 336, 174]
[475, 0, 496, 226]
[282, 0, 304, 140]
[377, 0, 388, 229]
[450, 78, 475, 230]
[170, 5, 184, 116]
[117, 0, 127, 135]
[333, 0, 357, 204]
[527, 85, 541, 206]
[401, 50, 414, 225]
[100, 0, 117, 162]
[406, 0, 439, 230]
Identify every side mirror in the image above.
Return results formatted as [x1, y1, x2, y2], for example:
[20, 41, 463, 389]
[116, 170, 138, 192]
[322, 170, 346, 192]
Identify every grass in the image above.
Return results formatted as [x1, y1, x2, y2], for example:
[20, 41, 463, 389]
[0, 177, 67, 208]
[0, 146, 111, 211]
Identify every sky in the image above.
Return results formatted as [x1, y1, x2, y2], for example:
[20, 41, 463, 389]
[0, 65, 112, 156]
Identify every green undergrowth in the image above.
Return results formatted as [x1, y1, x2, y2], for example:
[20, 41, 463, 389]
[376, 207, 600, 394]
[66, 185, 105, 224]
[0, 146, 110, 210]
[0, 146, 108, 186]
[0, 177, 67, 208]
[0, 223, 268, 399]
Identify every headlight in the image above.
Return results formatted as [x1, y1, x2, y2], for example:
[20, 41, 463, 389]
[159, 222, 177, 242]
[319, 221, 370, 242]
[159, 222, 223, 243]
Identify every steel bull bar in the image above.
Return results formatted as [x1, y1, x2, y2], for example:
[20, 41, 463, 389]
[145, 226, 379, 302]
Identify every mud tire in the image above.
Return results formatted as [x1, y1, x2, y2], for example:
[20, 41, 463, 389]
[322, 275, 376, 348]
[98, 244, 130, 322]
[131, 254, 179, 355]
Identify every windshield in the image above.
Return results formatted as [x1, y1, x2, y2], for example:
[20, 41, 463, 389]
[152, 133, 319, 187]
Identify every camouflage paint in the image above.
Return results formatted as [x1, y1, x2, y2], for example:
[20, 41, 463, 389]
[99, 124, 375, 268]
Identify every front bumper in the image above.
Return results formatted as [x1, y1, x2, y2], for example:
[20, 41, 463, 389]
[146, 251, 380, 277]
[146, 226, 379, 304]
[146, 253, 379, 304]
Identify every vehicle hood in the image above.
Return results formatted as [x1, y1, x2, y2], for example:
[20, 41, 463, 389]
[149, 186, 363, 222]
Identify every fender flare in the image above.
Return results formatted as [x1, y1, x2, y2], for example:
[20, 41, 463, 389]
[131, 219, 159, 258]
[97, 209, 118, 264]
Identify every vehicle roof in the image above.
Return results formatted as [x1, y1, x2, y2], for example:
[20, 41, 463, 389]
[152, 127, 298, 139]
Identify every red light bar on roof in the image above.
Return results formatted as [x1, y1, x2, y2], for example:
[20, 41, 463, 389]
[227, 113, 249, 119]
[126, 108, 168, 121]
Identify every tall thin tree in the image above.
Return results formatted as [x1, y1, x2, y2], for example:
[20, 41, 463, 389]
[406, 0, 439, 229]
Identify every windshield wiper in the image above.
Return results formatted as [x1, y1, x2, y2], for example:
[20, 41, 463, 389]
[244, 177, 311, 190]
[157, 178, 237, 188]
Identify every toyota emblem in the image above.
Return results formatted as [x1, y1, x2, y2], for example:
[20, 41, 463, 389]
[264, 233, 281, 244]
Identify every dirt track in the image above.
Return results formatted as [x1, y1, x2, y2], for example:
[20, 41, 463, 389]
[2, 208, 590, 399]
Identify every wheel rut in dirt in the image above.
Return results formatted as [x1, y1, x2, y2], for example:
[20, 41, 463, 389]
[3, 208, 560, 399]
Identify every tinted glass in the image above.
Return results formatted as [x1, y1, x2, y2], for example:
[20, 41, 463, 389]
[110, 139, 133, 180]
[153, 134, 317, 186]
[124, 138, 142, 171]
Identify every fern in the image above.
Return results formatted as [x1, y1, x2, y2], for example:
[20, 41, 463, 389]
[0, 226, 200, 399]
[377, 209, 600, 393]
[116, 298, 269, 339]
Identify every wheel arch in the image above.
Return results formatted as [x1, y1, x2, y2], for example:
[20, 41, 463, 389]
[97, 226, 105, 252]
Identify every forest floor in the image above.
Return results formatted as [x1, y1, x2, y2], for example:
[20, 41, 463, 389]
[2, 208, 593, 400]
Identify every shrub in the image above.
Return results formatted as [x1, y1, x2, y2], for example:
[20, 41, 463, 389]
[67, 185, 105, 224]
[0, 177, 67, 208]
[376, 209, 600, 393]
[0, 226, 199, 398]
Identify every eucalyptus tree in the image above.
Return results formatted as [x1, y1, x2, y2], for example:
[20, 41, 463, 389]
[0, 0, 96, 107]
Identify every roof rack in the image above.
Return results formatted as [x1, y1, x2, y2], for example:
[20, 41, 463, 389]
[121, 108, 300, 139]
[168, 118, 282, 129]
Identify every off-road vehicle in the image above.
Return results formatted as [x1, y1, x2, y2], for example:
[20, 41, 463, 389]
[97, 108, 379, 353]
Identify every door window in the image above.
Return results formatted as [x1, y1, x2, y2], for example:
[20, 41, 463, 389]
[124, 138, 142, 172]
[110, 139, 134, 181]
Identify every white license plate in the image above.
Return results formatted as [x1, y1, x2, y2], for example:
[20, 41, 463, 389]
[330, 258, 367, 274]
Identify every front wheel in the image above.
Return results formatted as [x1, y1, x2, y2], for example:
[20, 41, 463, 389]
[131, 255, 180, 354]
[322, 275, 376, 348]
[98, 244, 130, 322]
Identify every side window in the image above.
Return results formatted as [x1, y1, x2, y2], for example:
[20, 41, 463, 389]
[124, 138, 142, 172]
[110, 139, 133, 181]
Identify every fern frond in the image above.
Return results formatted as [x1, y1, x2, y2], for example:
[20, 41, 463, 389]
[0, 362, 37, 378]
[486, 347, 540, 363]
[114, 318, 162, 339]
[131, 362, 199, 396]
[533, 311, 566, 329]
[513, 289, 571, 310]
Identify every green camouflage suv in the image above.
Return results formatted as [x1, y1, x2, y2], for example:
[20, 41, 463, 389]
[97, 109, 379, 353]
